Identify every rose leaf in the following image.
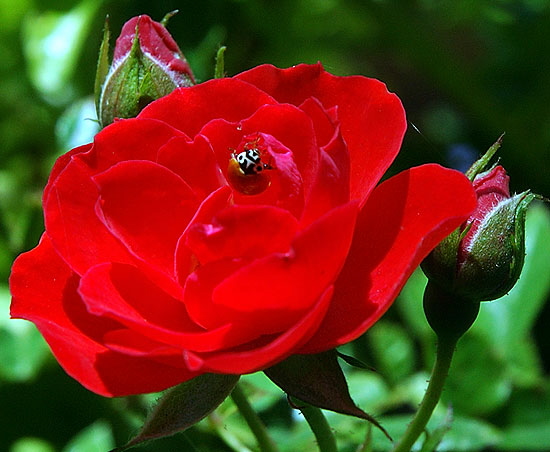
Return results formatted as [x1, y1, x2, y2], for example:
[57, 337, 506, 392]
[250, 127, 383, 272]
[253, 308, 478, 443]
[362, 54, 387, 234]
[264, 350, 391, 440]
[111, 373, 240, 451]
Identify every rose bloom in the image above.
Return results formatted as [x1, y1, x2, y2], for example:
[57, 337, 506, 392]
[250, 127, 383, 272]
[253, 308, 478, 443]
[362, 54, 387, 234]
[10, 64, 476, 396]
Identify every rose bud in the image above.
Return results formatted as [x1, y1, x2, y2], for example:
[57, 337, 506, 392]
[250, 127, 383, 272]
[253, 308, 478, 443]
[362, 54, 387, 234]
[95, 13, 195, 127]
[423, 145, 536, 302]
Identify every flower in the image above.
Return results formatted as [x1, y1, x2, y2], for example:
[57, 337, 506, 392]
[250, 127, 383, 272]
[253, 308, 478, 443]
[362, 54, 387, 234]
[10, 64, 476, 396]
[423, 162, 536, 301]
[96, 14, 195, 127]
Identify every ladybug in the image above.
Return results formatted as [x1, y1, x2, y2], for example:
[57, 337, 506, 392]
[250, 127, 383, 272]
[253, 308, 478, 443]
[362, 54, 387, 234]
[235, 148, 268, 175]
[227, 136, 274, 195]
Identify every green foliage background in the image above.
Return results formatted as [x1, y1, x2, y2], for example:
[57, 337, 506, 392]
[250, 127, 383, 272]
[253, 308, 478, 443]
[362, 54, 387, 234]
[1, 1, 550, 451]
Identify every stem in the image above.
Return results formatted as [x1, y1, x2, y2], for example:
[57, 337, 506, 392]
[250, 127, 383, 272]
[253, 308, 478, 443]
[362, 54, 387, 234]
[230, 383, 279, 452]
[299, 404, 338, 452]
[391, 336, 457, 452]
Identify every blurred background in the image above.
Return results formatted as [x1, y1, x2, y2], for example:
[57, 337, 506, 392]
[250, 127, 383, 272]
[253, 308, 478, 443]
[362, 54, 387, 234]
[1, 0, 550, 451]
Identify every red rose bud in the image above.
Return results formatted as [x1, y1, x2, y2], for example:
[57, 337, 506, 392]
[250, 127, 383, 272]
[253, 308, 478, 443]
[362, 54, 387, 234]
[95, 13, 195, 127]
[423, 147, 536, 302]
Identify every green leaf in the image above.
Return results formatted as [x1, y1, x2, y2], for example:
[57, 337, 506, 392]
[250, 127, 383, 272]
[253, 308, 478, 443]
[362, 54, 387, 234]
[10, 438, 55, 452]
[264, 350, 391, 440]
[22, 0, 104, 105]
[112, 373, 240, 451]
[62, 420, 114, 452]
[366, 320, 416, 384]
[0, 285, 50, 382]
[470, 203, 550, 386]
[498, 384, 550, 451]
[445, 331, 510, 415]
[336, 350, 375, 371]
[55, 96, 99, 152]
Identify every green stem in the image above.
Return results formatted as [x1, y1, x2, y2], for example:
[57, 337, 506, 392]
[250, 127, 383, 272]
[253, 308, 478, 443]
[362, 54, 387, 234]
[299, 404, 338, 452]
[391, 336, 457, 452]
[230, 383, 279, 452]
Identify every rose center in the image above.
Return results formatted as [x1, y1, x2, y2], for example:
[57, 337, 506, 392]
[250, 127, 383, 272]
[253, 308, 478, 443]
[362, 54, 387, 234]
[227, 134, 275, 195]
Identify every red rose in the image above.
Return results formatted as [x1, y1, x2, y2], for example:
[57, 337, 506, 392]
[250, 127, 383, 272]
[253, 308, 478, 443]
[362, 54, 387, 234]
[10, 64, 476, 396]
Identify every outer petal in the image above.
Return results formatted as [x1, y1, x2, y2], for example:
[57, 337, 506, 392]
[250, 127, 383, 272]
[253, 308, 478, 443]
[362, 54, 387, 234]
[82, 118, 186, 173]
[9, 235, 197, 396]
[78, 263, 257, 352]
[236, 63, 407, 203]
[189, 286, 334, 374]
[44, 156, 135, 275]
[138, 78, 277, 138]
[93, 160, 198, 276]
[300, 164, 477, 353]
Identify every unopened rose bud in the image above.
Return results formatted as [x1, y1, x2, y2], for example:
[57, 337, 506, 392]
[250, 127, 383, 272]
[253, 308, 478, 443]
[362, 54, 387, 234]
[95, 13, 195, 127]
[422, 141, 536, 302]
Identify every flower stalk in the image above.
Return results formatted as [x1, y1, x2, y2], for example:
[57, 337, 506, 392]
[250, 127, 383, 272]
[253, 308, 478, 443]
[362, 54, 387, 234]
[390, 335, 456, 452]
[298, 403, 338, 452]
[230, 384, 279, 452]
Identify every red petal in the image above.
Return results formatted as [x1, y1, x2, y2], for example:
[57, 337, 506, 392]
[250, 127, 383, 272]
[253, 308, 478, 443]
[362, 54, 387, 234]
[93, 160, 198, 276]
[183, 201, 358, 334]
[44, 155, 135, 275]
[174, 186, 233, 285]
[43, 143, 91, 202]
[82, 118, 186, 173]
[198, 286, 333, 374]
[236, 63, 407, 203]
[300, 164, 477, 353]
[157, 135, 225, 199]
[138, 78, 277, 138]
[298, 97, 338, 148]
[185, 204, 299, 264]
[78, 262, 255, 352]
[9, 235, 196, 396]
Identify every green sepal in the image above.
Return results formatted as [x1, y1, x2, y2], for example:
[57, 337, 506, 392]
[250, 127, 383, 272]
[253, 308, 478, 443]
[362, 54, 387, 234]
[264, 350, 391, 440]
[160, 10, 179, 27]
[94, 16, 110, 117]
[214, 45, 227, 79]
[465, 133, 504, 181]
[110, 374, 240, 452]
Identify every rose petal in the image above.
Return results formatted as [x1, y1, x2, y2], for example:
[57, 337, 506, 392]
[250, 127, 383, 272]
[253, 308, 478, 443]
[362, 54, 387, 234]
[78, 262, 256, 352]
[82, 118, 186, 173]
[9, 235, 196, 396]
[300, 131, 350, 225]
[183, 201, 358, 333]
[195, 285, 333, 374]
[43, 143, 91, 202]
[44, 156, 135, 275]
[298, 97, 338, 148]
[93, 160, 198, 276]
[236, 63, 407, 203]
[185, 204, 299, 264]
[300, 164, 477, 353]
[138, 78, 278, 137]
[157, 134, 225, 199]
[174, 186, 233, 284]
